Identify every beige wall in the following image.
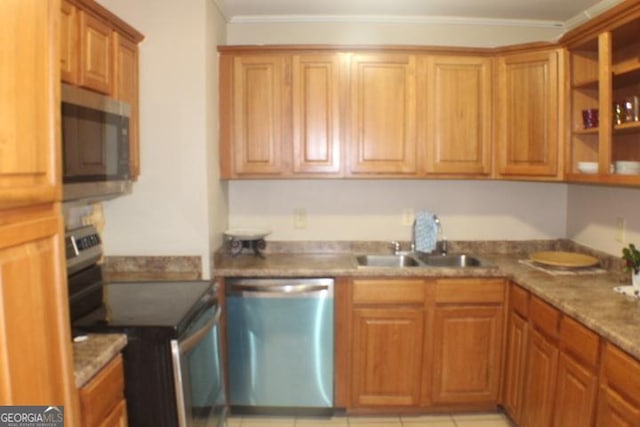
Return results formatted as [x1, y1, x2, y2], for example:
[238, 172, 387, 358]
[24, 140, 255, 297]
[97, 0, 228, 278]
[567, 185, 640, 257]
[226, 20, 564, 47]
[228, 180, 568, 241]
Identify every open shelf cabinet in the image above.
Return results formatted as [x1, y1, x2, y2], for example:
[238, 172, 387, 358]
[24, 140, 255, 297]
[566, 13, 640, 186]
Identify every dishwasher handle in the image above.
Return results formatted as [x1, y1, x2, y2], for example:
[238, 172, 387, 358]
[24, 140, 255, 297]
[227, 278, 334, 298]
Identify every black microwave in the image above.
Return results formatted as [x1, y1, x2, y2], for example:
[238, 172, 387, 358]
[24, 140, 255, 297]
[61, 83, 132, 202]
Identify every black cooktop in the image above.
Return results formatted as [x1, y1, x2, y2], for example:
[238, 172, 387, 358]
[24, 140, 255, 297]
[73, 280, 216, 335]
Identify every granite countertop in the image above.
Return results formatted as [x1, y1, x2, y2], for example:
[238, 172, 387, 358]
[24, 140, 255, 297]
[73, 333, 127, 388]
[215, 246, 640, 361]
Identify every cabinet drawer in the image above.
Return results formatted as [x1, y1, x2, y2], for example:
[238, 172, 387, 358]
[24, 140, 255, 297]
[352, 279, 425, 305]
[560, 315, 599, 369]
[80, 354, 125, 427]
[509, 284, 529, 317]
[434, 279, 505, 304]
[601, 343, 640, 405]
[529, 296, 560, 339]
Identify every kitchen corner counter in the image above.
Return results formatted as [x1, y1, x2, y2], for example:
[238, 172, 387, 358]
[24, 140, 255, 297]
[214, 245, 640, 361]
[73, 333, 127, 388]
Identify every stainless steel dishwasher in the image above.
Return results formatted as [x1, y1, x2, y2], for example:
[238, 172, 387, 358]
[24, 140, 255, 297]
[226, 277, 334, 414]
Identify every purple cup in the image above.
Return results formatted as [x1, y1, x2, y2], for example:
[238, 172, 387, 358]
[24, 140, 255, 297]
[582, 108, 599, 129]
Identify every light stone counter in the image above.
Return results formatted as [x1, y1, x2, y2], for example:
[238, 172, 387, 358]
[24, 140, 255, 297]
[73, 333, 127, 388]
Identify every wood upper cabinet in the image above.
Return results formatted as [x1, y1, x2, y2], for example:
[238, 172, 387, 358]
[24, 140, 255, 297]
[220, 50, 344, 178]
[496, 48, 562, 178]
[60, 0, 78, 83]
[113, 32, 140, 179]
[221, 54, 287, 176]
[292, 54, 343, 175]
[350, 279, 425, 407]
[78, 9, 112, 94]
[421, 56, 493, 176]
[596, 343, 640, 427]
[502, 284, 529, 424]
[0, 0, 59, 208]
[347, 53, 418, 176]
[430, 279, 505, 406]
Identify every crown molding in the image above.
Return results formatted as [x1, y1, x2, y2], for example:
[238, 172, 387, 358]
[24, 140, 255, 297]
[228, 14, 565, 28]
[563, 0, 624, 30]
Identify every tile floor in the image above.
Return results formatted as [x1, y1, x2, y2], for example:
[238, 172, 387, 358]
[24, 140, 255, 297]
[227, 412, 514, 427]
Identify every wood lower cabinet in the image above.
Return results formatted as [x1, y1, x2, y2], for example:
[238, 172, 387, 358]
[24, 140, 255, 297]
[352, 307, 425, 406]
[79, 354, 127, 427]
[520, 296, 560, 427]
[553, 316, 599, 427]
[430, 279, 505, 407]
[0, 205, 79, 422]
[346, 277, 505, 410]
[501, 284, 529, 424]
[350, 279, 426, 407]
[595, 343, 640, 427]
[496, 48, 562, 179]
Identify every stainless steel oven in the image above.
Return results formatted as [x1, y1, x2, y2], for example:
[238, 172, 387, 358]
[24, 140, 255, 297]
[172, 303, 225, 426]
[67, 225, 227, 427]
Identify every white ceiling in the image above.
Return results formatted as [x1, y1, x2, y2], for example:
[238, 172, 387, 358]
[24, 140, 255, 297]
[215, 0, 623, 28]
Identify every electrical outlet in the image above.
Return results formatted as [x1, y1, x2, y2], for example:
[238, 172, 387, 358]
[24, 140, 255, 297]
[616, 217, 626, 243]
[293, 208, 307, 229]
[401, 209, 415, 226]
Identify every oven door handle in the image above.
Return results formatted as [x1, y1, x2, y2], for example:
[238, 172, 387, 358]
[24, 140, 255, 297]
[171, 304, 222, 427]
[178, 305, 221, 355]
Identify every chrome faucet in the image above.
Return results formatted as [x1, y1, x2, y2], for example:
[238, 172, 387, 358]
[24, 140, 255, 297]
[390, 240, 401, 255]
[434, 215, 448, 255]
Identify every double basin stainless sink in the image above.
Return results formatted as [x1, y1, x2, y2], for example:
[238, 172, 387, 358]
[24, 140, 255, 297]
[356, 253, 492, 268]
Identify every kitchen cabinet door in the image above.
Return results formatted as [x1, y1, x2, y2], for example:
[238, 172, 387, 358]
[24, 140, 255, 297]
[347, 53, 418, 176]
[595, 343, 640, 427]
[496, 48, 561, 178]
[113, 32, 140, 179]
[78, 8, 112, 94]
[431, 305, 503, 405]
[521, 328, 559, 427]
[60, 0, 78, 84]
[291, 54, 343, 175]
[422, 56, 492, 176]
[80, 355, 127, 427]
[222, 54, 287, 176]
[0, 206, 78, 419]
[502, 308, 528, 422]
[0, 0, 60, 208]
[351, 307, 424, 407]
[553, 352, 598, 427]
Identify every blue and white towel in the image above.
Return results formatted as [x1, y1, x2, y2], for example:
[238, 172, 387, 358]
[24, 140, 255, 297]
[415, 211, 437, 253]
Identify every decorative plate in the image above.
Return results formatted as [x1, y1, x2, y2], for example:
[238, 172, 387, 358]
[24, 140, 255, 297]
[224, 228, 271, 241]
[529, 251, 599, 268]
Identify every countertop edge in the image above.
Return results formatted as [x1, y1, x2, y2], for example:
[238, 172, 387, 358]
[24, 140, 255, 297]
[73, 333, 127, 388]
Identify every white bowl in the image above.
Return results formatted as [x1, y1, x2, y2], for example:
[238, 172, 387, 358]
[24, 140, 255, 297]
[577, 161, 598, 174]
[615, 161, 640, 175]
